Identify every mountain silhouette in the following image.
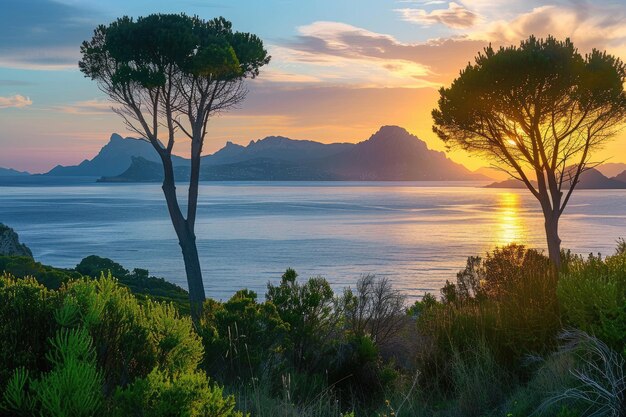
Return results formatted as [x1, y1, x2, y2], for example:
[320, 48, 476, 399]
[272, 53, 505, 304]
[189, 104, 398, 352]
[596, 162, 626, 178]
[99, 126, 487, 182]
[612, 170, 626, 184]
[317, 126, 483, 180]
[45, 134, 186, 177]
[485, 168, 626, 189]
[0, 167, 29, 176]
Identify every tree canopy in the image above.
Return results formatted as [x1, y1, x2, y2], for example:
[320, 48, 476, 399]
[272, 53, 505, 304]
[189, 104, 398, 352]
[79, 14, 269, 146]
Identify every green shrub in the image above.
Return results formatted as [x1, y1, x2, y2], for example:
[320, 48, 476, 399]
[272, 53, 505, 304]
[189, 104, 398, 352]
[113, 369, 243, 417]
[415, 244, 561, 395]
[558, 250, 626, 352]
[76, 255, 129, 279]
[144, 300, 204, 374]
[2, 327, 104, 417]
[0, 274, 60, 387]
[0, 274, 243, 416]
[266, 269, 338, 372]
[61, 275, 158, 391]
[199, 289, 288, 379]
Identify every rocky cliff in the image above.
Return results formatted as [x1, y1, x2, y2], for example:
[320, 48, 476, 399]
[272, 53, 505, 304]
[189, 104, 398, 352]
[0, 224, 33, 258]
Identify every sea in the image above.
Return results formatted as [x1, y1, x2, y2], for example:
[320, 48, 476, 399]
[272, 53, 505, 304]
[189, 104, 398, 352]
[1, 176, 625, 301]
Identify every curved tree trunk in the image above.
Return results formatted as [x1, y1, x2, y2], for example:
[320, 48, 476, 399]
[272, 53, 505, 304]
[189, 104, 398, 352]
[544, 215, 562, 271]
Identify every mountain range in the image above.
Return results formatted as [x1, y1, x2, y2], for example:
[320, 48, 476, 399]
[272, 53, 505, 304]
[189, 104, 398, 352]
[485, 168, 626, 189]
[57, 125, 489, 182]
[3, 125, 625, 186]
[0, 167, 30, 176]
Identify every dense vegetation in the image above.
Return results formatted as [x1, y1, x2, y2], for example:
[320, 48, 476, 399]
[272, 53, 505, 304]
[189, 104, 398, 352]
[1, 244, 625, 416]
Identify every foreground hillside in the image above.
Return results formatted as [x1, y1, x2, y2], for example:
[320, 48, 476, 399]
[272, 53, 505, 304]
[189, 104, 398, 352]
[1, 242, 624, 416]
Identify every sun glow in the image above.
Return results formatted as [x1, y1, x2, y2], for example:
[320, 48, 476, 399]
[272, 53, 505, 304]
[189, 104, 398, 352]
[496, 192, 525, 245]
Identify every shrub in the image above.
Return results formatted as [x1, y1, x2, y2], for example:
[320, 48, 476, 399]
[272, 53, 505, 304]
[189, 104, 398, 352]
[266, 269, 338, 372]
[341, 275, 406, 350]
[558, 250, 626, 352]
[61, 275, 158, 391]
[113, 369, 242, 417]
[76, 255, 129, 279]
[415, 244, 561, 395]
[444, 244, 553, 303]
[0, 274, 241, 416]
[146, 300, 204, 374]
[2, 327, 104, 417]
[199, 289, 288, 379]
[76, 255, 190, 313]
[0, 274, 60, 388]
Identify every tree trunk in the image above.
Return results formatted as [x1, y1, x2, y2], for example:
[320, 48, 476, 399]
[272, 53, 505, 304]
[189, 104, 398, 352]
[544, 215, 562, 271]
[179, 231, 205, 320]
[159, 152, 206, 322]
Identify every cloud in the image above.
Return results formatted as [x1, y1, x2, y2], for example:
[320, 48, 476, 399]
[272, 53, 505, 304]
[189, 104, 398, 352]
[395, 2, 479, 29]
[276, 21, 485, 86]
[54, 99, 114, 115]
[472, 3, 626, 55]
[0, 0, 100, 70]
[0, 95, 32, 109]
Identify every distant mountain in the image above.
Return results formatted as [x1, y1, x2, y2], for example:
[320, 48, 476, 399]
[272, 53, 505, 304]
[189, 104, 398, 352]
[100, 126, 489, 182]
[613, 170, 626, 184]
[473, 166, 510, 181]
[203, 136, 352, 165]
[0, 167, 29, 176]
[485, 168, 626, 189]
[316, 126, 487, 181]
[45, 134, 187, 177]
[596, 162, 626, 178]
[577, 168, 626, 189]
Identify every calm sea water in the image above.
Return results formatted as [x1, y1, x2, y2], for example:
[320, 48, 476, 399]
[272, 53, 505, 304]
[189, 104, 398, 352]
[1, 177, 626, 301]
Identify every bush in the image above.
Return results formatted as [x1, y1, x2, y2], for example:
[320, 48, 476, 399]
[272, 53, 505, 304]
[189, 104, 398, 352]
[199, 289, 288, 380]
[0, 274, 239, 416]
[2, 327, 104, 417]
[60, 275, 158, 391]
[415, 244, 561, 395]
[76, 255, 190, 313]
[558, 250, 626, 352]
[113, 369, 243, 417]
[341, 275, 407, 351]
[266, 269, 338, 372]
[0, 274, 60, 388]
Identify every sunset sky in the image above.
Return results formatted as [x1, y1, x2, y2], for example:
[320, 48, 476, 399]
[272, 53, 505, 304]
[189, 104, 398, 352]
[1, 0, 626, 173]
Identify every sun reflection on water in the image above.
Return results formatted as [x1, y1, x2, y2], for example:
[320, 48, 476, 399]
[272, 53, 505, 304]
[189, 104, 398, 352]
[496, 192, 526, 245]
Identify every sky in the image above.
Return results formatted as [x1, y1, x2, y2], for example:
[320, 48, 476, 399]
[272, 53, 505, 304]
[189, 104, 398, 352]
[1, 0, 626, 173]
